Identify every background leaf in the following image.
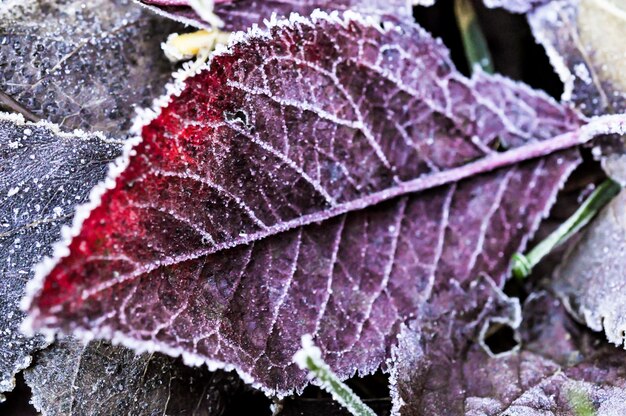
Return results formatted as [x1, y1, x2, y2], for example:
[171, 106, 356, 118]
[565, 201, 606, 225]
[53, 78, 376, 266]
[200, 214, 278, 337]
[0, 113, 123, 400]
[0, 0, 229, 407]
[412, 0, 549, 14]
[0, 0, 183, 136]
[529, 0, 626, 354]
[24, 337, 243, 416]
[391, 291, 626, 415]
[528, 0, 626, 117]
[554, 183, 626, 348]
[25, 13, 583, 396]
[0, 111, 246, 413]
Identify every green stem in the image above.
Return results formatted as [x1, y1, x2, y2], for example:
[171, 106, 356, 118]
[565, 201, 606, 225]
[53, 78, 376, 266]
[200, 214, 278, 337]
[567, 388, 596, 416]
[512, 179, 621, 279]
[454, 0, 494, 74]
[293, 335, 376, 416]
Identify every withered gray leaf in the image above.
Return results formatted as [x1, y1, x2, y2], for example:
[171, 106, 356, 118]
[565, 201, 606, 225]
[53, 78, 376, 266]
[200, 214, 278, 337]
[529, 0, 626, 353]
[0, 113, 243, 413]
[528, 0, 626, 161]
[24, 337, 243, 416]
[555, 185, 626, 348]
[528, 0, 626, 117]
[391, 291, 626, 415]
[528, 0, 626, 174]
[0, 113, 123, 399]
[0, 0, 182, 137]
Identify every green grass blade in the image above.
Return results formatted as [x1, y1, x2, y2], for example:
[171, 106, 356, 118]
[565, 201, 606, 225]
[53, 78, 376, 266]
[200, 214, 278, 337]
[512, 179, 621, 279]
[454, 0, 494, 74]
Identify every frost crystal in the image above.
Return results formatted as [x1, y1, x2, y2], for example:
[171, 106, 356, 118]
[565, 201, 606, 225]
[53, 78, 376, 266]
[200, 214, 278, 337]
[139, 0, 414, 29]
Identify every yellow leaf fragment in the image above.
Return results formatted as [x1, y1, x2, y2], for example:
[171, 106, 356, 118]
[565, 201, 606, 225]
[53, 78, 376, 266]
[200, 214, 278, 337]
[578, 0, 626, 92]
[162, 29, 231, 62]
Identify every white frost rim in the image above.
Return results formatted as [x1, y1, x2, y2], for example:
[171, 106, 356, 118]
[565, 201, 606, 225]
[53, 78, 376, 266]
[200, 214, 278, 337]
[527, 0, 578, 103]
[0, 111, 124, 145]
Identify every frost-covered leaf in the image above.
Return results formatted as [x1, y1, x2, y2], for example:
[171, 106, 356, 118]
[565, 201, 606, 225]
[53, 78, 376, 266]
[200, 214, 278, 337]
[0, 0, 182, 137]
[528, 0, 626, 117]
[389, 274, 522, 415]
[25, 13, 586, 395]
[391, 291, 626, 415]
[0, 113, 123, 400]
[529, 0, 626, 164]
[530, 0, 626, 347]
[24, 337, 243, 416]
[554, 185, 626, 348]
[138, 0, 413, 29]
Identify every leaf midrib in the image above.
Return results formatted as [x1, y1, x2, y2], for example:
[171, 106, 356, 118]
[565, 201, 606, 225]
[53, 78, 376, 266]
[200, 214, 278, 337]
[82, 129, 582, 300]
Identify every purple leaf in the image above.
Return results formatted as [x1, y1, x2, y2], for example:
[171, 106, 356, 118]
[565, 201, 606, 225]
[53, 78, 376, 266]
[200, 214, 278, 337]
[0, 0, 183, 137]
[391, 291, 626, 415]
[25, 13, 585, 395]
[0, 113, 123, 399]
[137, 0, 413, 29]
